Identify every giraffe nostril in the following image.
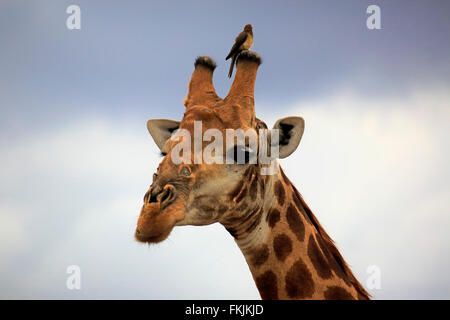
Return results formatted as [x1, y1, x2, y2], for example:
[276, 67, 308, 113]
[144, 185, 176, 208]
[149, 192, 158, 203]
[144, 187, 159, 204]
[160, 188, 172, 203]
[159, 185, 176, 210]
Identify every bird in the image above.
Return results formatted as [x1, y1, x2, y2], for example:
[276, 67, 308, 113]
[226, 24, 254, 78]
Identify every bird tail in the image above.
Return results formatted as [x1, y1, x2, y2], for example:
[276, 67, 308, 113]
[228, 55, 237, 78]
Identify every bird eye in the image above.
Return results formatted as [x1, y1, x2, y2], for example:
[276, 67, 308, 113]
[180, 166, 191, 177]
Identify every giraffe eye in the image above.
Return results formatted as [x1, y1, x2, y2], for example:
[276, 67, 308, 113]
[227, 145, 253, 164]
[180, 166, 191, 177]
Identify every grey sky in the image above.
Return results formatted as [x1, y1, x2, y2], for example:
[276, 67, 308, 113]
[2, 1, 449, 126]
[0, 1, 449, 299]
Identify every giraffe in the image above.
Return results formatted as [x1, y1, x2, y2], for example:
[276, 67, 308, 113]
[135, 51, 370, 300]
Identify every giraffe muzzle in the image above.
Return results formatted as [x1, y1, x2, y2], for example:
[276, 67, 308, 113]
[144, 184, 177, 211]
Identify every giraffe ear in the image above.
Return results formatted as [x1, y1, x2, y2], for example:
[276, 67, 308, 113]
[147, 119, 181, 152]
[272, 116, 305, 159]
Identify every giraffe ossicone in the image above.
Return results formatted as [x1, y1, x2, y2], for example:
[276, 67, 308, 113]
[135, 51, 370, 300]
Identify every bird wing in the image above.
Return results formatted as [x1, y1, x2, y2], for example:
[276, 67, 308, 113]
[226, 31, 248, 60]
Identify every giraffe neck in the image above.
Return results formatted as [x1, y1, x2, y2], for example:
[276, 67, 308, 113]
[221, 166, 370, 300]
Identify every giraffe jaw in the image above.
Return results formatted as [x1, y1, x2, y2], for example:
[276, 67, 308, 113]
[135, 200, 186, 244]
[135, 227, 172, 244]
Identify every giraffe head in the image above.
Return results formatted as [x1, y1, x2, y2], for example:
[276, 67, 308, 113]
[135, 52, 305, 244]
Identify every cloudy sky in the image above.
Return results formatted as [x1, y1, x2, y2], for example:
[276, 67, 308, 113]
[0, 0, 449, 299]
